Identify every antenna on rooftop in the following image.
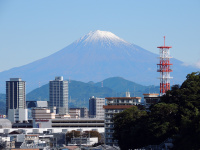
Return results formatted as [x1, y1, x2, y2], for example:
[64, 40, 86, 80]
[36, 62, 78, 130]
[149, 86, 150, 94]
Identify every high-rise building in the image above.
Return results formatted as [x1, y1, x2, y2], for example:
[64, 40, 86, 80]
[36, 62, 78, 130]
[89, 96, 105, 118]
[6, 78, 27, 123]
[6, 78, 26, 115]
[49, 76, 68, 114]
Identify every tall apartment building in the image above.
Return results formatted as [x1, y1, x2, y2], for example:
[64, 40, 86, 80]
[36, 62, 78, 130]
[89, 96, 105, 119]
[6, 78, 27, 123]
[6, 78, 26, 113]
[49, 76, 68, 114]
[103, 93, 141, 146]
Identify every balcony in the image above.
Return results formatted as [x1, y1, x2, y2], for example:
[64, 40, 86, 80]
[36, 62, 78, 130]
[105, 130, 114, 133]
[105, 124, 114, 128]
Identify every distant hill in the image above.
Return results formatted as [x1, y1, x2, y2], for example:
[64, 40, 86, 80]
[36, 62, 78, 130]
[0, 94, 6, 114]
[0, 94, 5, 101]
[95, 77, 149, 94]
[26, 84, 49, 101]
[95, 77, 160, 99]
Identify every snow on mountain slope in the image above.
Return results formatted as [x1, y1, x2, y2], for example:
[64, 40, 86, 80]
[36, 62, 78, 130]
[0, 30, 197, 93]
[75, 30, 130, 46]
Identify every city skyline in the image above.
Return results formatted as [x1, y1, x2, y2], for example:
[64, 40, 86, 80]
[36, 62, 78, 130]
[0, 0, 200, 72]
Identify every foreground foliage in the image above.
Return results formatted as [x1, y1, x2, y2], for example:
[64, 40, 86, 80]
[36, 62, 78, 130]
[113, 72, 200, 150]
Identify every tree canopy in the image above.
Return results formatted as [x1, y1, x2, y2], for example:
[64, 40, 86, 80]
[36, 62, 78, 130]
[113, 106, 147, 149]
[113, 72, 200, 149]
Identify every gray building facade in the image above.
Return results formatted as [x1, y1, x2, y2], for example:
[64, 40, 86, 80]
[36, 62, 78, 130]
[89, 96, 105, 118]
[49, 76, 68, 114]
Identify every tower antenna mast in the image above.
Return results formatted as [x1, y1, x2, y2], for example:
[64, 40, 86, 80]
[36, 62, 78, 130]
[157, 36, 173, 95]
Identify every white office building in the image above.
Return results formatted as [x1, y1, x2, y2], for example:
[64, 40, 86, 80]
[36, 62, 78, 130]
[8, 108, 28, 123]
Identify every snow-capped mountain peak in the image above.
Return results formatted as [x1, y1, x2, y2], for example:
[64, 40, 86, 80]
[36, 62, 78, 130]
[75, 30, 130, 46]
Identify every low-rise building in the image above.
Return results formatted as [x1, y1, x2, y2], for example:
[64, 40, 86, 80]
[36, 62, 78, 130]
[71, 107, 88, 118]
[69, 108, 81, 118]
[32, 107, 55, 128]
[143, 93, 160, 110]
[51, 118, 104, 128]
[0, 136, 15, 149]
[26, 101, 48, 119]
[31, 107, 104, 130]
[32, 107, 56, 119]
[70, 137, 98, 146]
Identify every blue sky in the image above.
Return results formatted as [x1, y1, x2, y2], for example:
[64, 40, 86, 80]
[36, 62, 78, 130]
[0, 0, 200, 72]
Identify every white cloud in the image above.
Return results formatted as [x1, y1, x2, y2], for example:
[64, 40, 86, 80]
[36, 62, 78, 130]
[181, 62, 190, 67]
[181, 60, 200, 69]
[195, 60, 200, 69]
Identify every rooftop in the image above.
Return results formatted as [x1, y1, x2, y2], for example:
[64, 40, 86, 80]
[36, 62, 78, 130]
[105, 97, 141, 100]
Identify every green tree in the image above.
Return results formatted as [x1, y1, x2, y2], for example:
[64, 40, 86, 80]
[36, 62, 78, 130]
[113, 72, 200, 149]
[113, 106, 147, 149]
[172, 113, 200, 150]
[113, 102, 179, 149]
[162, 72, 200, 108]
[146, 103, 179, 144]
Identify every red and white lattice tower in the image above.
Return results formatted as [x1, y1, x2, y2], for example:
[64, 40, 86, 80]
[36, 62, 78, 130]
[157, 36, 173, 95]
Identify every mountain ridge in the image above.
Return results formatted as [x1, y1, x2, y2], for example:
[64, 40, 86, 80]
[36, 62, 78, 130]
[0, 30, 197, 93]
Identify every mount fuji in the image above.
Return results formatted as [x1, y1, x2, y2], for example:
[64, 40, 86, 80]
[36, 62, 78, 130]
[0, 30, 197, 92]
